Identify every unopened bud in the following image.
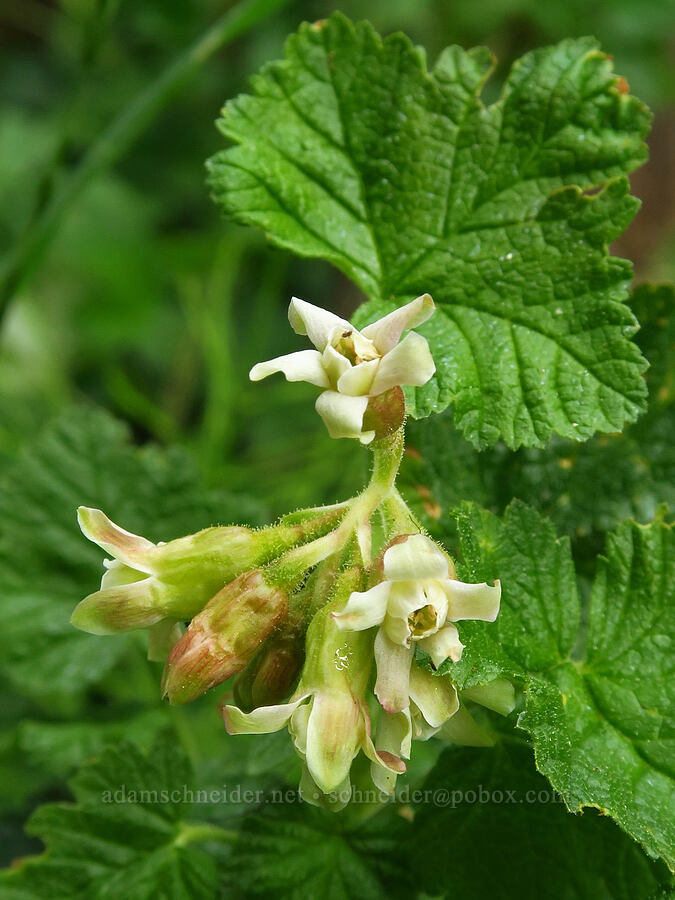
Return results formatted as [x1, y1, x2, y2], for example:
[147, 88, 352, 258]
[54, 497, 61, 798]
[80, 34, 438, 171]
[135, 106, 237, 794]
[161, 570, 288, 705]
[233, 626, 304, 711]
[362, 386, 406, 441]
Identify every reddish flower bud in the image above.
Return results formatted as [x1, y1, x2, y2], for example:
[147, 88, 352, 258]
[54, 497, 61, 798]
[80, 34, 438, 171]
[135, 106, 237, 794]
[233, 627, 304, 711]
[161, 570, 288, 705]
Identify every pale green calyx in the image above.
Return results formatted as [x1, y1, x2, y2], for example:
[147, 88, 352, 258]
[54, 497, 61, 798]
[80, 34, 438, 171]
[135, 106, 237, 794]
[249, 294, 436, 443]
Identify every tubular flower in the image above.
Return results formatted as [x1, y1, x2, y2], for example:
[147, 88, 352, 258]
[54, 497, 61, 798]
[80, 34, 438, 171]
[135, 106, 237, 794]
[249, 294, 436, 443]
[222, 588, 405, 802]
[332, 533, 501, 714]
[71, 505, 343, 638]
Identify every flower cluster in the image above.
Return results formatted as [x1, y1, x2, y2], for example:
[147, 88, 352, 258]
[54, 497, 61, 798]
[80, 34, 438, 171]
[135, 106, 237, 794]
[70, 295, 511, 809]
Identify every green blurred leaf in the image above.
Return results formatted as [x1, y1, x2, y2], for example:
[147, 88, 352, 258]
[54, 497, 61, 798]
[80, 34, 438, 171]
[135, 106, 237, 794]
[410, 741, 672, 898]
[224, 806, 394, 899]
[0, 406, 265, 703]
[209, 13, 650, 448]
[0, 736, 224, 899]
[447, 503, 675, 868]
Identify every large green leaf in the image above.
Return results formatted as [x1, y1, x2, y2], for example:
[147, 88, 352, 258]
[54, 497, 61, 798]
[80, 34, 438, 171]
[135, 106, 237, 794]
[446, 503, 675, 869]
[0, 736, 224, 899]
[208, 13, 650, 448]
[0, 406, 265, 703]
[398, 283, 675, 549]
[224, 807, 392, 899]
[410, 742, 672, 899]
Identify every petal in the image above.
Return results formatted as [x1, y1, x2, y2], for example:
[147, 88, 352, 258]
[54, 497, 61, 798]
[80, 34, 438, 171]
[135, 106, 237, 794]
[376, 707, 412, 760]
[305, 690, 361, 793]
[315, 391, 372, 442]
[370, 706, 412, 793]
[374, 628, 413, 713]
[70, 578, 167, 634]
[410, 701, 441, 741]
[101, 559, 146, 589]
[331, 582, 390, 631]
[361, 294, 435, 354]
[77, 507, 155, 572]
[408, 665, 459, 728]
[369, 331, 436, 395]
[462, 679, 516, 716]
[437, 704, 495, 747]
[288, 297, 351, 351]
[382, 581, 427, 646]
[249, 349, 329, 388]
[299, 764, 352, 811]
[222, 693, 310, 735]
[321, 345, 351, 386]
[289, 700, 311, 755]
[360, 702, 406, 794]
[419, 623, 464, 667]
[444, 579, 501, 622]
[336, 359, 380, 396]
[383, 534, 449, 582]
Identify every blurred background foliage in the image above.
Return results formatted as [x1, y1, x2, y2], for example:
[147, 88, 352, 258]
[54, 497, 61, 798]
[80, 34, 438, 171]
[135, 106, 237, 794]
[0, 0, 673, 882]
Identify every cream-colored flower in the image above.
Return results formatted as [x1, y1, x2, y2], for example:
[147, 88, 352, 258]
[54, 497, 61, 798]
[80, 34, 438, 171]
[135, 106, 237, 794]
[249, 294, 436, 443]
[332, 533, 501, 713]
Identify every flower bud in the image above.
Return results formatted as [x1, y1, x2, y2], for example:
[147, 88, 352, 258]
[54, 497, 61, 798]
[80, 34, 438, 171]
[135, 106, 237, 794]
[72, 505, 343, 635]
[233, 625, 304, 711]
[161, 570, 288, 705]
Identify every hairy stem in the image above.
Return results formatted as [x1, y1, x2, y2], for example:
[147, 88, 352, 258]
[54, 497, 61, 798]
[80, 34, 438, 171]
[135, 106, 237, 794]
[269, 428, 406, 588]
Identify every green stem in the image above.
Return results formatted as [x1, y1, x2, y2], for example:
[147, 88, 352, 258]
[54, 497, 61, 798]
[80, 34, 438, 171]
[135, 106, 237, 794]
[174, 821, 238, 848]
[0, 0, 291, 324]
[369, 428, 405, 491]
[269, 428, 406, 588]
[380, 487, 424, 538]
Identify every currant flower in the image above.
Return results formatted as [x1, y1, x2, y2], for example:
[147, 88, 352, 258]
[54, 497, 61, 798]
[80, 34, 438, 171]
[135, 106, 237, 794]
[332, 533, 501, 713]
[222, 582, 405, 804]
[249, 294, 436, 443]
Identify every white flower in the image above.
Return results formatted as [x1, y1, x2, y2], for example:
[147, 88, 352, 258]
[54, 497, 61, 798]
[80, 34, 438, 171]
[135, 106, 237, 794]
[249, 294, 436, 443]
[332, 533, 501, 713]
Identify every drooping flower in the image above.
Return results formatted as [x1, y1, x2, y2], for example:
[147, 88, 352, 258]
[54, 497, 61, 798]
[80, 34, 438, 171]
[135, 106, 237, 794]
[249, 294, 436, 443]
[71, 505, 344, 638]
[332, 533, 501, 714]
[222, 577, 405, 805]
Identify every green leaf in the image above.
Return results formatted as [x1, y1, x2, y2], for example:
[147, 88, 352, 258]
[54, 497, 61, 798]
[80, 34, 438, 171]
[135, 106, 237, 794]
[447, 503, 675, 869]
[0, 736, 225, 899]
[208, 13, 650, 448]
[498, 282, 675, 538]
[409, 742, 672, 899]
[224, 806, 394, 899]
[398, 283, 675, 550]
[0, 406, 265, 703]
[15, 710, 169, 781]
